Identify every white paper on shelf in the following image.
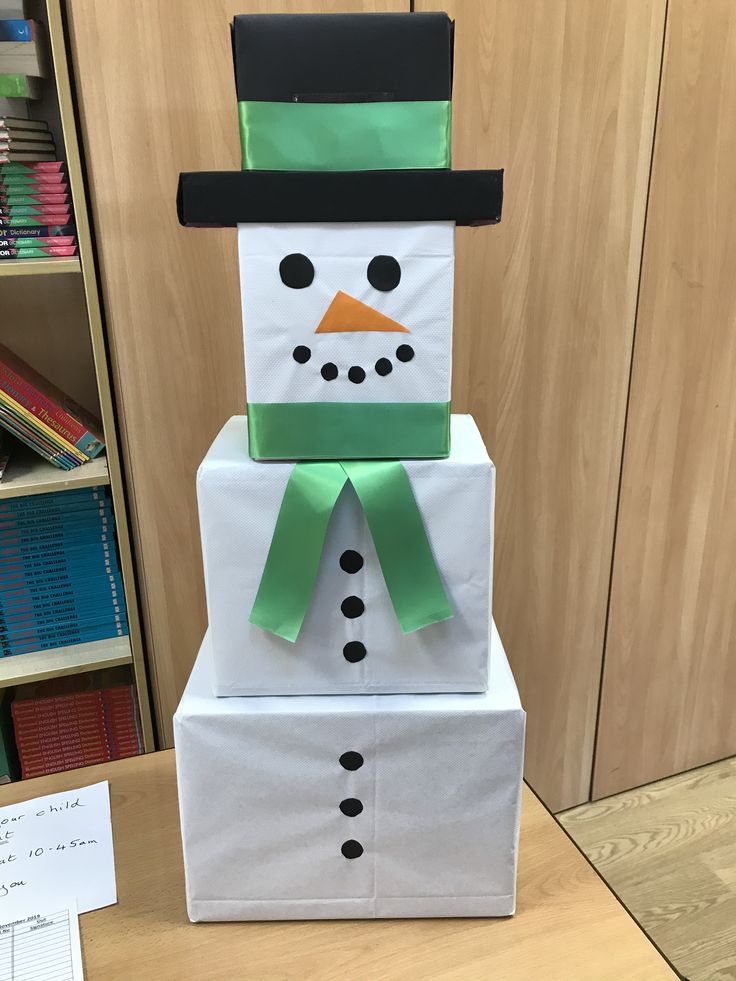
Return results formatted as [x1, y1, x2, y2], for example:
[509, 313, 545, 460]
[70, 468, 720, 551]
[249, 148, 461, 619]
[0, 896, 83, 981]
[238, 221, 454, 405]
[198, 414, 494, 695]
[0, 780, 116, 914]
[175, 623, 525, 921]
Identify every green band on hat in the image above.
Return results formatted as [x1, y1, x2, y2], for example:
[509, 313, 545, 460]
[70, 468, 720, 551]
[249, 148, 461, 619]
[247, 401, 450, 460]
[239, 100, 451, 171]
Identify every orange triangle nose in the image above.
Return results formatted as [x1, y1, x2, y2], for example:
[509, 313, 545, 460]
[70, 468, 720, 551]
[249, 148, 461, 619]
[315, 290, 410, 334]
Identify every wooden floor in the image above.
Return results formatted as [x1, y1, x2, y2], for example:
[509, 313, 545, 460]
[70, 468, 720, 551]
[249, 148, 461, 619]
[559, 757, 736, 981]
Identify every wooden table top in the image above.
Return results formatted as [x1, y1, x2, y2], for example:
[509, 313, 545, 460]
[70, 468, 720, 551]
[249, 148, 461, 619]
[0, 751, 676, 980]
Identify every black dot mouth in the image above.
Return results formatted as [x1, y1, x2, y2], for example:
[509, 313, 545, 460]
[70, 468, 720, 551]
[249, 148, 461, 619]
[293, 345, 414, 382]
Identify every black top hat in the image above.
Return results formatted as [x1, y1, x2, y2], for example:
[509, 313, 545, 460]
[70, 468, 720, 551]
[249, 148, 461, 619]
[177, 12, 502, 227]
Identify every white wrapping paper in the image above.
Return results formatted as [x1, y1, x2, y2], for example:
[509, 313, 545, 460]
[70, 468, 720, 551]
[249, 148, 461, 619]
[175, 623, 525, 921]
[238, 221, 453, 404]
[198, 415, 494, 695]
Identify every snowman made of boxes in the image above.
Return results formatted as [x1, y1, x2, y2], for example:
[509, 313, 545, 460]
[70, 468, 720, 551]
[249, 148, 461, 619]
[175, 11, 525, 921]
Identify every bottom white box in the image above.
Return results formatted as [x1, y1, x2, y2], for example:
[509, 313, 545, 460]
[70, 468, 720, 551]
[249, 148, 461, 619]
[174, 624, 525, 920]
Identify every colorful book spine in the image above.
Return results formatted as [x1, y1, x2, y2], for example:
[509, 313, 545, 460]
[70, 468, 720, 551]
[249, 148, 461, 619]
[0, 246, 77, 259]
[0, 204, 69, 216]
[0, 395, 85, 465]
[0, 549, 120, 585]
[2, 621, 128, 657]
[0, 174, 66, 188]
[0, 212, 71, 226]
[0, 484, 108, 515]
[0, 404, 77, 469]
[0, 192, 70, 205]
[0, 350, 104, 458]
[0, 160, 63, 172]
[0, 235, 75, 248]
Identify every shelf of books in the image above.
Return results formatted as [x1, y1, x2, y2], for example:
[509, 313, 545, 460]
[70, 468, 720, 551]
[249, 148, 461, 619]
[0, 635, 132, 689]
[0, 255, 80, 276]
[0, 0, 155, 781]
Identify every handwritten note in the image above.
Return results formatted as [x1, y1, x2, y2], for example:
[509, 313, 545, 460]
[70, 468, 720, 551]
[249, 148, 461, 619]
[0, 781, 115, 914]
[0, 899, 84, 980]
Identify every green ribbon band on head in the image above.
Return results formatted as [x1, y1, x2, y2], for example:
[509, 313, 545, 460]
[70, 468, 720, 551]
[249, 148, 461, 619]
[247, 402, 451, 461]
[239, 100, 451, 171]
[249, 460, 453, 642]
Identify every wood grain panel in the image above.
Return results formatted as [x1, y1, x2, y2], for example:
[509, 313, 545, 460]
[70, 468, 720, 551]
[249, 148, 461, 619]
[65, 0, 405, 745]
[594, 1, 736, 797]
[415, 0, 665, 809]
[3, 273, 100, 414]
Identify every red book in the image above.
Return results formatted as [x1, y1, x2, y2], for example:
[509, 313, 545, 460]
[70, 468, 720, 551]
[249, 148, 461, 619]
[0, 343, 104, 458]
[0, 173, 66, 188]
[0, 191, 70, 205]
[0, 161, 64, 173]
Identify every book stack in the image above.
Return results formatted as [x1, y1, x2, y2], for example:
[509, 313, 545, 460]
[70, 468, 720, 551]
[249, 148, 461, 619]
[0, 19, 49, 100]
[0, 484, 127, 657]
[0, 343, 104, 469]
[1, 114, 56, 162]
[0, 689, 19, 783]
[12, 683, 143, 779]
[1, 153, 76, 260]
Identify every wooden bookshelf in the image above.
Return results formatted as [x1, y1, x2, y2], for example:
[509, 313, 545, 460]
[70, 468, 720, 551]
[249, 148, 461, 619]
[0, 446, 109, 499]
[0, 0, 156, 760]
[0, 257, 81, 277]
[0, 636, 132, 689]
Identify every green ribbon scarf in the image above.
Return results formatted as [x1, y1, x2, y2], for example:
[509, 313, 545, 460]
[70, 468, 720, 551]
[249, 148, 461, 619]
[247, 402, 450, 460]
[250, 460, 453, 642]
[239, 100, 451, 171]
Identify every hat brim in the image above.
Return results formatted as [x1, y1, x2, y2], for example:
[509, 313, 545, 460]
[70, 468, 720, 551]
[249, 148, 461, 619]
[177, 169, 502, 227]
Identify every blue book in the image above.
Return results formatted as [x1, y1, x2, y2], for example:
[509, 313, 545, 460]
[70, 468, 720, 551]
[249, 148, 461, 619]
[2, 619, 129, 656]
[0, 572, 123, 602]
[0, 569, 122, 602]
[0, 504, 114, 534]
[0, 21, 34, 42]
[1, 556, 119, 583]
[0, 523, 117, 554]
[0, 578, 124, 608]
[0, 609, 128, 640]
[0, 549, 120, 586]
[0, 486, 109, 516]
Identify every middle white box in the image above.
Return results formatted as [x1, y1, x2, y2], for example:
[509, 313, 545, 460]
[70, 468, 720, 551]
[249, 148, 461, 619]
[198, 414, 494, 695]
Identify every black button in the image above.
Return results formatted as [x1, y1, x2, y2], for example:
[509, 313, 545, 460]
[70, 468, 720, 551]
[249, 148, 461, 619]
[341, 596, 364, 618]
[279, 253, 314, 289]
[343, 641, 366, 663]
[375, 357, 393, 376]
[339, 751, 364, 770]
[292, 345, 311, 364]
[339, 798, 363, 817]
[341, 839, 364, 859]
[321, 362, 338, 381]
[348, 366, 366, 384]
[340, 550, 363, 574]
[396, 344, 414, 362]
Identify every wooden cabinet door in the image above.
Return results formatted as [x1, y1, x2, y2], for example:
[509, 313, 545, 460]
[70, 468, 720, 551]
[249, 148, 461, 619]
[594, 0, 736, 798]
[416, 0, 665, 809]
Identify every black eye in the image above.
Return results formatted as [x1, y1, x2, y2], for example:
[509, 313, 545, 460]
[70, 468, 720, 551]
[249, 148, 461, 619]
[280, 253, 314, 289]
[367, 255, 401, 291]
